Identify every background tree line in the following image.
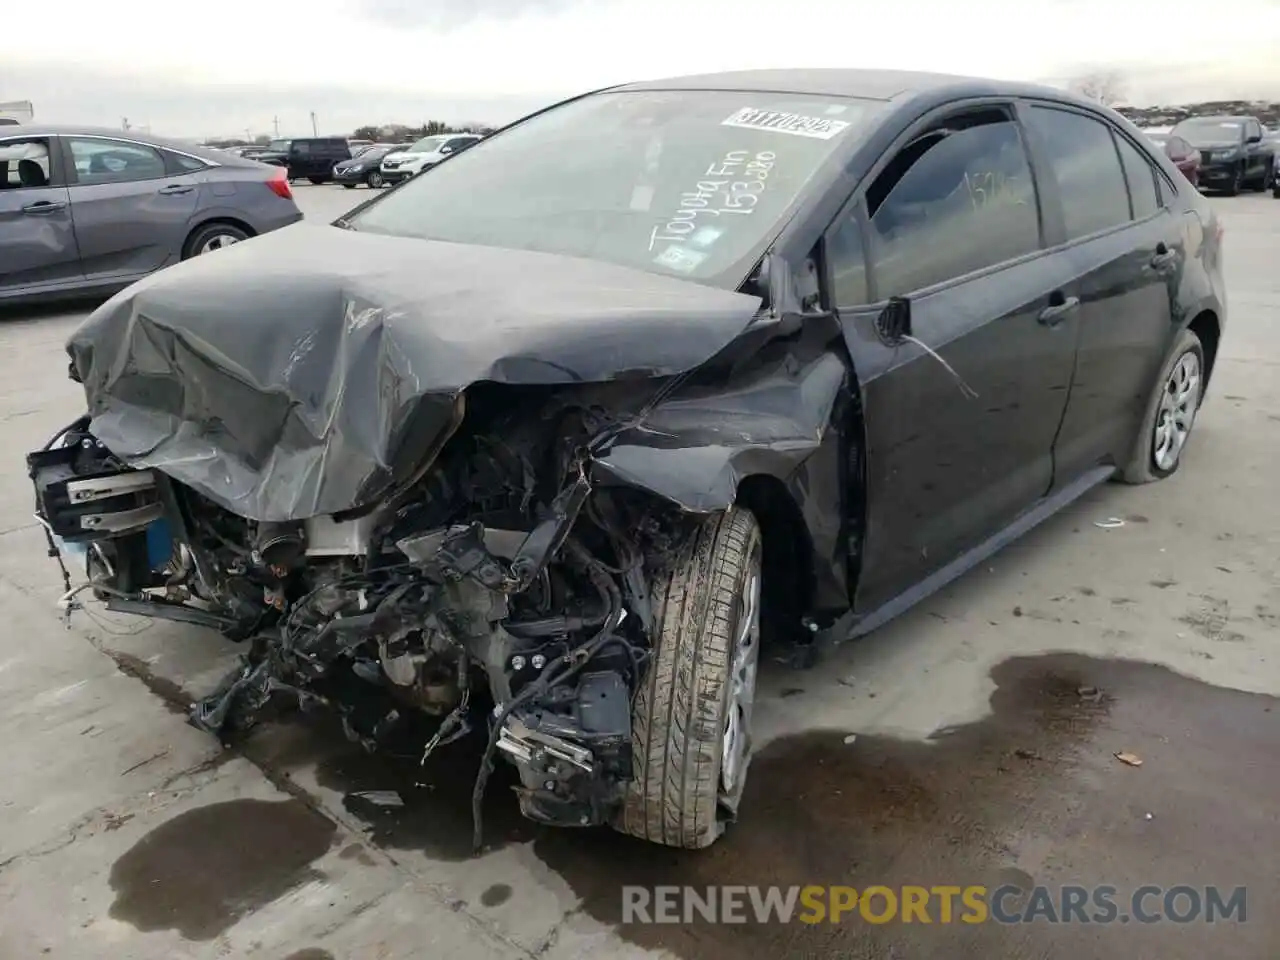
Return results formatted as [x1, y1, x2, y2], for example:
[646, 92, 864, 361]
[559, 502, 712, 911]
[351, 120, 495, 141]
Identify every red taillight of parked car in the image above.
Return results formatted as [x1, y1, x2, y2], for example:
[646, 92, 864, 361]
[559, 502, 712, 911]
[266, 168, 293, 200]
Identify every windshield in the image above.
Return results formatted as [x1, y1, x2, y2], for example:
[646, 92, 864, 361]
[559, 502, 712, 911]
[1172, 118, 1243, 142]
[407, 136, 448, 154]
[349, 89, 883, 286]
[266, 139, 291, 152]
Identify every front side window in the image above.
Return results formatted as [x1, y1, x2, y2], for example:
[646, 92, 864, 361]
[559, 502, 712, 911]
[67, 138, 166, 184]
[866, 115, 1041, 298]
[0, 139, 52, 189]
[827, 205, 870, 306]
[1026, 106, 1129, 241]
[267, 139, 291, 152]
[349, 89, 883, 286]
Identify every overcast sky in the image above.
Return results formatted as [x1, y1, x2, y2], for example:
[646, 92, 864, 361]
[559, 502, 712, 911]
[4, 0, 1279, 139]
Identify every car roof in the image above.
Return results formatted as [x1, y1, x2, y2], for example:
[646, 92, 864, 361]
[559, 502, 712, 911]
[612, 67, 1077, 104]
[0, 124, 254, 165]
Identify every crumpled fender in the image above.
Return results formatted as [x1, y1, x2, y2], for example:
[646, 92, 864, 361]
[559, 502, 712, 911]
[591, 349, 848, 511]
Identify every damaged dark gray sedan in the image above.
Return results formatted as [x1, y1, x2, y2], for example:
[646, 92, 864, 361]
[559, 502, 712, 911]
[27, 69, 1225, 850]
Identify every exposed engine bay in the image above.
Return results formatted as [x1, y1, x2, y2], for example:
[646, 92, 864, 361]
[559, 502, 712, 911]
[29, 385, 694, 844]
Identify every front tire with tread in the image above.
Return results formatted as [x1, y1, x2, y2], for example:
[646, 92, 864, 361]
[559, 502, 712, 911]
[614, 506, 762, 849]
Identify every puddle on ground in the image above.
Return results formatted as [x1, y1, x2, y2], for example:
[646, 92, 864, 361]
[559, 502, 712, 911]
[267, 653, 1277, 959]
[108, 798, 336, 940]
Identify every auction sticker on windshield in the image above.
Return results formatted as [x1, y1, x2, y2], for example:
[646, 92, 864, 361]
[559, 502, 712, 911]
[721, 106, 852, 140]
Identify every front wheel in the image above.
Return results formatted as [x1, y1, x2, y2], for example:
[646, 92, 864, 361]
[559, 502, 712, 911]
[366, 170, 384, 188]
[1223, 164, 1243, 196]
[614, 507, 762, 849]
[1260, 158, 1275, 191]
[1116, 328, 1205, 484]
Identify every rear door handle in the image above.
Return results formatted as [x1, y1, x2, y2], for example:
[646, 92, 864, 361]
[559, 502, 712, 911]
[1038, 296, 1079, 327]
[21, 200, 67, 214]
[158, 184, 194, 195]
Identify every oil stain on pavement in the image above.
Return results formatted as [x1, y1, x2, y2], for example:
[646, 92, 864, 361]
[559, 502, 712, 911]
[307, 652, 1280, 959]
[108, 798, 335, 940]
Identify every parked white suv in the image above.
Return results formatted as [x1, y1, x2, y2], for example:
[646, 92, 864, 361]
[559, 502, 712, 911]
[379, 133, 483, 184]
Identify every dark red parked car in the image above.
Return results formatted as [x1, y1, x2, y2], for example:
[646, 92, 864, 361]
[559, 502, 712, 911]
[1146, 132, 1201, 187]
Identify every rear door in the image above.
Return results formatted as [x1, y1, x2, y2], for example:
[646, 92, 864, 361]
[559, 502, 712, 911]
[1021, 105, 1184, 480]
[442, 135, 479, 158]
[827, 103, 1082, 609]
[63, 135, 201, 279]
[0, 134, 82, 292]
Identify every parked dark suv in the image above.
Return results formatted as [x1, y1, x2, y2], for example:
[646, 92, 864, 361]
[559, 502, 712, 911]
[255, 137, 352, 184]
[1169, 115, 1273, 195]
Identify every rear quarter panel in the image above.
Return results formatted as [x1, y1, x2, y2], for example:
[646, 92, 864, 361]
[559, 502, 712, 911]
[196, 170, 302, 234]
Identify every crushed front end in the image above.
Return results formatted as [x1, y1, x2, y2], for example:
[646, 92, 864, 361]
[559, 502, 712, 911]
[29, 387, 689, 839]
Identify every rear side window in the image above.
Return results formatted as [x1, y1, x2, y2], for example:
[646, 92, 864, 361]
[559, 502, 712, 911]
[166, 152, 208, 173]
[1114, 136, 1160, 220]
[1026, 106, 1129, 241]
[865, 114, 1041, 298]
[293, 141, 311, 154]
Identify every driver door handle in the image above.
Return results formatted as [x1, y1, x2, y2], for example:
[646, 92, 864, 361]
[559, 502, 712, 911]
[22, 200, 67, 214]
[158, 184, 194, 195]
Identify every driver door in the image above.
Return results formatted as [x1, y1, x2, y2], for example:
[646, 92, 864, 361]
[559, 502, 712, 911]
[826, 104, 1081, 611]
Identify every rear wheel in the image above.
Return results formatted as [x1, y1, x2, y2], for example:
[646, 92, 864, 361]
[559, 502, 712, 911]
[614, 507, 762, 849]
[342, 183, 356, 189]
[183, 222, 249, 259]
[1117, 328, 1205, 484]
[307, 176, 326, 185]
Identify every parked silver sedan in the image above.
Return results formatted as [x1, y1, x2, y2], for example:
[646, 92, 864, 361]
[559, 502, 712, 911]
[0, 126, 303, 304]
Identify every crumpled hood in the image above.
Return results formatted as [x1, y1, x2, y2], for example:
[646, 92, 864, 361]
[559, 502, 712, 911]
[67, 223, 762, 521]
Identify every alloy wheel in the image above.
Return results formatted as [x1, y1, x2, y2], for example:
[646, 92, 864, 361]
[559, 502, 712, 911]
[721, 549, 761, 799]
[198, 233, 241, 255]
[1153, 351, 1201, 471]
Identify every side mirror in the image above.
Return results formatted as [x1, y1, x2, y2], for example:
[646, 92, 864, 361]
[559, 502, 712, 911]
[439, 145, 454, 155]
[875, 296, 912, 343]
[1246, 133, 1262, 144]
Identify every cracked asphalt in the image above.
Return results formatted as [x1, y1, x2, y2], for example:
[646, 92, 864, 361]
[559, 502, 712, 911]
[0, 185, 1277, 960]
